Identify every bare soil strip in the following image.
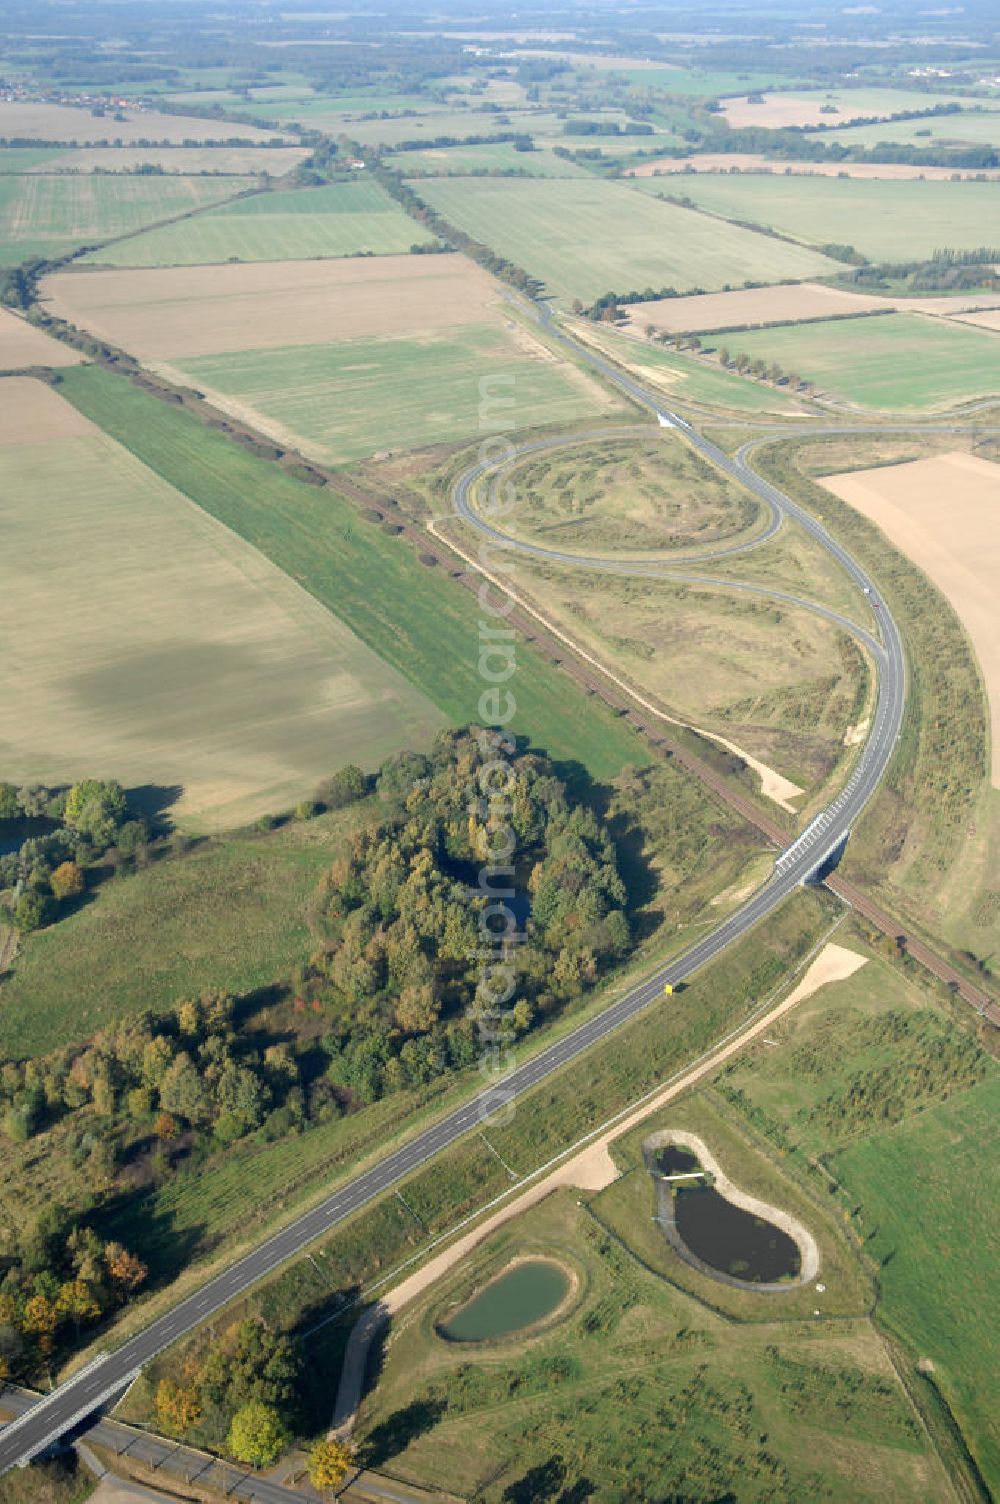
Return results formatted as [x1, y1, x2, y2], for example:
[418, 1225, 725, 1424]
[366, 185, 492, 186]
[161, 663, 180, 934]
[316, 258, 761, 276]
[629, 154, 1000, 181]
[823, 452, 1000, 785]
[0, 307, 85, 369]
[40, 255, 503, 361]
[0, 374, 96, 441]
[625, 281, 1000, 336]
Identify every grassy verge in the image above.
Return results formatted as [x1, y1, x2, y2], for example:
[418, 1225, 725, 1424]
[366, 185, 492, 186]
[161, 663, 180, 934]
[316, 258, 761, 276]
[54, 365, 643, 788]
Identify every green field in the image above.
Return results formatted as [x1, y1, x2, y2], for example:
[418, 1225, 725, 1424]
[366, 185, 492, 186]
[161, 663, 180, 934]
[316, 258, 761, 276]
[172, 323, 618, 463]
[414, 177, 838, 303]
[391, 141, 589, 176]
[711, 941, 999, 1492]
[83, 179, 436, 266]
[634, 174, 1000, 262]
[56, 365, 644, 785]
[831, 110, 1000, 151]
[0, 809, 365, 1057]
[0, 385, 444, 830]
[579, 323, 807, 413]
[706, 312, 1000, 410]
[0, 173, 244, 265]
[832, 1082, 1000, 1492]
[0, 147, 63, 173]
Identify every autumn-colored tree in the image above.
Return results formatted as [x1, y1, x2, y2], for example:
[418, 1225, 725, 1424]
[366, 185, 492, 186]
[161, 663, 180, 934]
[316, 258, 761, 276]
[155, 1111, 178, 1141]
[55, 1279, 101, 1326]
[104, 1242, 148, 1295]
[22, 1293, 59, 1338]
[154, 1377, 203, 1434]
[226, 1400, 289, 1467]
[50, 861, 85, 902]
[307, 1437, 354, 1489]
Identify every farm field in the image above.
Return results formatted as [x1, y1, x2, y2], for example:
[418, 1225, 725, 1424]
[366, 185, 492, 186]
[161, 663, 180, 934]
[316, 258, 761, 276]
[39, 145, 310, 175]
[822, 452, 1000, 784]
[393, 140, 589, 175]
[82, 179, 436, 266]
[832, 1083, 1000, 1493]
[0, 172, 245, 265]
[0, 306, 84, 367]
[56, 364, 645, 784]
[830, 110, 1000, 150]
[629, 152, 1000, 180]
[0, 375, 445, 829]
[622, 281, 1000, 336]
[633, 174, 1000, 262]
[414, 177, 838, 302]
[704, 312, 1000, 410]
[41, 253, 501, 359]
[719, 87, 995, 130]
[0, 147, 63, 172]
[171, 321, 620, 464]
[0, 100, 291, 144]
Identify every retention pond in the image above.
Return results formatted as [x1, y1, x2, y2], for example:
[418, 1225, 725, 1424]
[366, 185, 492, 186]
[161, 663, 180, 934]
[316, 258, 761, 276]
[438, 1259, 571, 1343]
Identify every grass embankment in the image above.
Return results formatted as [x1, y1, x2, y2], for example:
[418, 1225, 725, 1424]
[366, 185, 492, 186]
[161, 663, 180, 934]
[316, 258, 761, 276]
[55, 365, 643, 787]
[711, 939, 1000, 1496]
[755, 434, 994, 977]
[120, 888, 837, 1430]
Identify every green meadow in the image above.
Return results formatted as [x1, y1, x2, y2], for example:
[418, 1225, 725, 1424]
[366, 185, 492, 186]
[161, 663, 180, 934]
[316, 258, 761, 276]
[414, 176, 838, 302]
[83, 179, 436, 266]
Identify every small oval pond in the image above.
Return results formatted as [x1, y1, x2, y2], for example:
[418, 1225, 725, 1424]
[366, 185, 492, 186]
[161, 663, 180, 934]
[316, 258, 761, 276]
[672, 1185, 801, 1285]
[439, 1259, 571, 1343]
[645, 1132, 812, 1290]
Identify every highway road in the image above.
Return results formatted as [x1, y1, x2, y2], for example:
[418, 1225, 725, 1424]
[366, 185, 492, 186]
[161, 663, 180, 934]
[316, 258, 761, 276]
[0, 310, 909, 1475]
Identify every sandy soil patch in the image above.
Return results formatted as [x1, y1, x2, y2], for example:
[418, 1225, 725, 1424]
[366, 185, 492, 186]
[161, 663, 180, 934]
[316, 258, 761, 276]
[953, 309, 1000, 332]
[625, 281, 1000, 336]
[0, 101, 289, 144]
[0, 374, 96, 442]
[41, 254, 502, 361]
[331, 939, 864, 1432]
[823, 452, 1000, 785]
[720, 93, 963, 131]
[0, 307, 84, 369]
[630, 154, 1000, 181]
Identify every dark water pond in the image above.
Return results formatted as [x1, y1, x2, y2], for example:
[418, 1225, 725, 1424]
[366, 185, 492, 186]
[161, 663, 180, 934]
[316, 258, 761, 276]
[439, 1260, 570, 1343]
[673, 1184, 801, 1284]
[0, 817, 58, 857]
